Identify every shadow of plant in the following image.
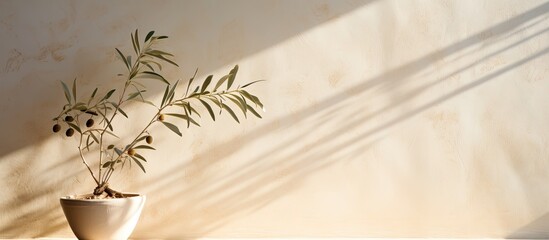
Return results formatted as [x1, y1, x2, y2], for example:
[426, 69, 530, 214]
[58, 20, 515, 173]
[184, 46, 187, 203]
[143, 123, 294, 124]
[134, 2, 549, 238]
[0, 0, 548, 238]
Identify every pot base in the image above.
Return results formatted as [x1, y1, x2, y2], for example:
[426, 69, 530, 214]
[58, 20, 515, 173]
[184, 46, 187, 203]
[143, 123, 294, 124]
[60, 193, 145, 240]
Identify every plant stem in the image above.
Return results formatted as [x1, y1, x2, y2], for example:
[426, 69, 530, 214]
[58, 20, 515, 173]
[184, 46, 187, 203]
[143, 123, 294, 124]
[97, 42, 151, 187]
[76, 118, 99, 185]
[97, 42, 155, 186]
[78, 145, 100, 185]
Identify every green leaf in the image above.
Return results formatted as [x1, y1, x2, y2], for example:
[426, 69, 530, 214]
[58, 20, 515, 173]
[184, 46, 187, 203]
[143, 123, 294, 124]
[144, 52, 178, 67]
[131, 31, 138, 54]
[115, 48, 129, 70]
[132, 156, 146, 173]
[247, 104, 262, 118]
[199, 99, 215, 121]
[102, 89, 116, 101]
[168, 90, 175, 104]
[167, 80, 179, 104]
[147, 49, 174, 57]
[136, 71, 169, 85]
[227, 65, 238, 89]
[131, 29, 141, 55]
[186, 68, 198, 96]
[90, 132, 100, 143]
[72, 102, 87, 111]
[165, 113, 200, 127]
[201, 75, 213, 92]
[129, 68, 138, 79]
[60, 81, 72, 104]
[206, 96, 222, 108]
[102, 161, 112, 168]
[145, 30, 155, 43]
[214, 74, 230, 92]
[72, 78, 77, 103]
[187, 103, 201, 117]
[227, 95, 246, 117]
[242, 79, 266, 88]
[154, 54, 178, 67]
[140, 59, 162, 71]
[162, 121, 182, 136]
[240, 90, 264, 109]
[221, 103, 240, 123]
[133, 153, 147, 162]
[88, 87, 98, 105]
[142, 62, 154, 71]
[127, 92, 141, 101]
[118, 108, 128, 118]
[135, 29, 140, 53]
[126, 55, 132, 68]
[161, 85, 170, 107]
[90, 88, 98, 99]
[134, 145, 156, 150]
[109, 101, 128, 118]
[85, 110, 98, 116]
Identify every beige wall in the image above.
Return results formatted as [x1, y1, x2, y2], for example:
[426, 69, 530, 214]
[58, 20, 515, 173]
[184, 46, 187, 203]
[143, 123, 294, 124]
[1, 0, 549, 238]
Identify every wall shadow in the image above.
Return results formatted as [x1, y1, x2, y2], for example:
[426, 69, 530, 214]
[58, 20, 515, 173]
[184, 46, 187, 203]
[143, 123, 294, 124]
[0, 0, 371, 237]
[0, 0, 374, 160]
[135, 2, 549, 238]
[0, 0, 548, 238]
[507, 212, 549, 239]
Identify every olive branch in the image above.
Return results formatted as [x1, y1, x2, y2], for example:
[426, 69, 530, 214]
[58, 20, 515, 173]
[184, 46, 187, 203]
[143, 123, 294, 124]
[52, 30, 264, 198]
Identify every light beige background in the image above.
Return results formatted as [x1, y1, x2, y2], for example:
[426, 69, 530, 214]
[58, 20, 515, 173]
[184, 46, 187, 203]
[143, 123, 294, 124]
[1, 0, 549, 238]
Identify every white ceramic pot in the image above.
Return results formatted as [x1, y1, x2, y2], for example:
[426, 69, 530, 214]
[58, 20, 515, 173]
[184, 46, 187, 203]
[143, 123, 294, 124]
[60, 193, 146, 240]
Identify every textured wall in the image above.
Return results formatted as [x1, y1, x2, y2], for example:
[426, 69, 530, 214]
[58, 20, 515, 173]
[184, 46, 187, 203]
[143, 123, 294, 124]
[1, 0, 549, 238]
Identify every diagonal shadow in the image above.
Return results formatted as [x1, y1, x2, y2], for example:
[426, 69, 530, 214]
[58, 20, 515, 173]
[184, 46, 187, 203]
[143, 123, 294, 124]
[0, 0, 375, 160]
[0, 1, 548, 238]
[0, 1, 373, 238]
[507, 212, 549, 239]
[139, 42, 549, 239]
[134, 3, 549, 238]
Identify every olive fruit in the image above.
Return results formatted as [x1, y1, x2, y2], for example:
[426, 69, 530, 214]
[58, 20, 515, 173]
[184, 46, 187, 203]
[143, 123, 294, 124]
[146, 136, 153, 144]
[158, 114, 165, 121]
[66, 128, 75, 137]
[52, 124, 61, 133]
[128, 148, 136, 156]
[86, 119, 94, 128]
[65, 116, 74, 122]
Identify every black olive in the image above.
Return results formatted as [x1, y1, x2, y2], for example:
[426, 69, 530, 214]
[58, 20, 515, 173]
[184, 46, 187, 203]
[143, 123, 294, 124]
[86, 119, 94, 128]
[146, 136, 153, 144]
[52, 124, 61, 133]
[66, 128, 75, 137]
[65, 116, 74, 122]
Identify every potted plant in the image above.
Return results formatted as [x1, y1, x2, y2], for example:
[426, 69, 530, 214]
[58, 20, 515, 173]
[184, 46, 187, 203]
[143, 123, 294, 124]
[52, 29, 264, 240]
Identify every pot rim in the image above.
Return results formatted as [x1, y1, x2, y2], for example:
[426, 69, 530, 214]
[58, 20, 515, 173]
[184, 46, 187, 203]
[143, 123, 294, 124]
[60, 193, 145, 202]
